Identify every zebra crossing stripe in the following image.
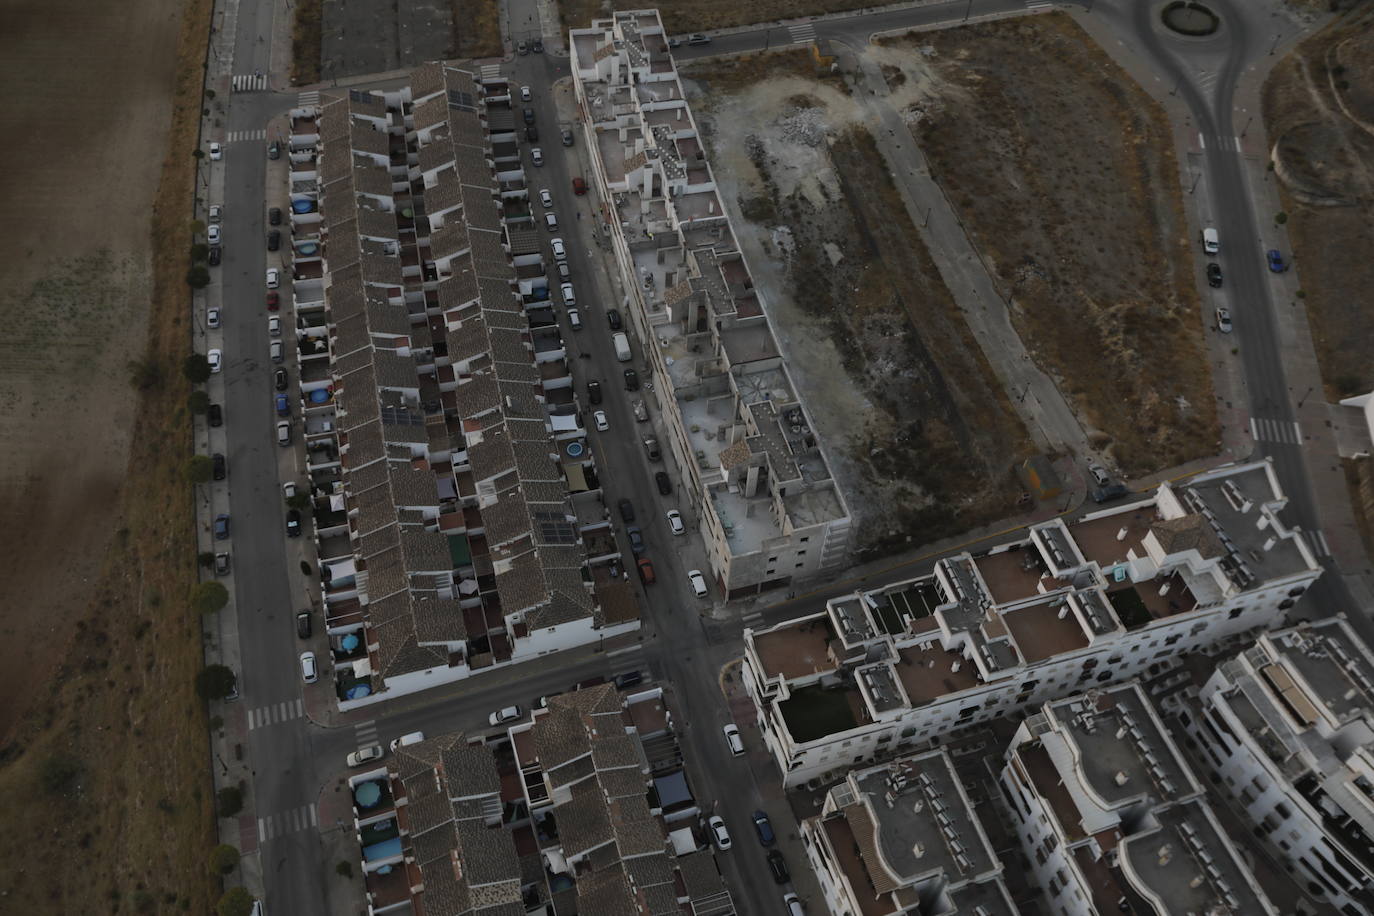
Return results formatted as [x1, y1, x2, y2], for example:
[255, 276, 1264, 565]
[298, 90, 320, 106]
[788, 24, 816, 44]
[480, 64, 502, 80]
[226, 129, 266, 142]
[1249, 417, 1301, 445]
[231, 73, 269, 92]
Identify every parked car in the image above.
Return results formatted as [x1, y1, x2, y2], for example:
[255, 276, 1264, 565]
[1206, 262, 1223, 288]
[614, 670, 643, 689]
[299, 651, 317, 683]
[266, 291, 279, 310]
[214, 552, 231, 576]
[1092, 482, 1129, 504]
[517, 39, 529, 55]
[526, 125, 539, 142]
[274, 368, 288, 391]
[214, 514, 230, 540]
[666, 510, 684, 535]
[207, 348, 222, 373]
[208, 205, 222, 222]
[269, 206, 282, 225]
[560, 282, 575, 305]
[296, 610, 311, 639]
[267, 229, 280, 251]
[633, 400, 648, 422]
[655, 471, 672, 495]
[270, 340, 284, 363]
[276, 420, 291, 446]
[212, 453, 226, 481]
[523, 107, 536, 125]
[208, 403, 223, 427]
[606, 308, 622, 330]
[1216, 307, 1233, 333]
[209, 141, 222, 160]
[752, 810, 775, 846]
[520, 85, 532, 101]
[346, 745, 384, 767]
[561, 129, 574, 147]
[1266, 249, 1287, 272]
[545, 212, 558, 231]
[636, 557, 656, 585]
[389, 732, 425, 752]
[286, 509, 301, 537]
[722, 723, 744, 756]
[208, 245, 221, 266]
[783, 892, 805, 916]
[207, 307, 221, 329]
[282, 481, 297, 500]
[557, 260, 571, 281]
[709, 816, 731, 850]
[539, 188, 553, 208]
[643, 435, 661, 461]
[531, 147, 543, 166]
[268, 141, 280, 160]
[1087, 463, 1110, 487]
[766, 849, 790, 884]
[268, 315, 281, 337]
[567, 307, 582, 331]
[551, 237, 566, 261]
[624, 368, 639, 391]
[687, 569, 708, 598]
[207, 224, 221, 244]
[266, 268, 280, 289]
[587, 379, 603, 405]
[688, 33, 711, 45]
[594, 410, 609, 431]
[489, 705, 522, 726]
[572, 176, 587, 195]
[626, 526, 645, 554]
[618, 498, 636, 523]
[532, 38, 544, 53]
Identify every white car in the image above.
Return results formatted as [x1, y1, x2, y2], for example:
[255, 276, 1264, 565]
[266, 268, 280, 289]
[299, 651, 318, 684]
[270, 340, 284, 363]
[666, 510, 684, 535]
[722, 723, 744, 756]
[1087, 463, 1111, 487]
[489, 705, 522, 727]
[594, 410, 609, 432]
[567, 308, 582, 331]
[206, 308, 221, 329]
[209, 141, 222, 160]
[346, 745, 384, 767]
[709, 816, 731, 850]
[208, 205, 222, 222]
[539, 188, 553, 208]
[1216, 307, 1233, 333]
[531, 147, 543, 166]
[545, 212, 558, 231]
[520, 85, 532, 101]
[282, 480, 297, 499]
[207, 224, 221, 244]
[560, 282, 575, 306]
[207, 349, 223, 373]
[267, 316, 281, 337]
[550, 237, 566, 261]
[688, 569, 708, 598]
[276, 420, 291, 446]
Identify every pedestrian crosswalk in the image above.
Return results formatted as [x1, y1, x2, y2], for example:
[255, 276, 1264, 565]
[606, 641, 644, 659]
[479, 64, 503, 81]
[297, 90, 321, 108]
[1302, 530, 1332, 560]
[232, 73, 270, 92]
[258, 803, 318, 842]
[225, 128, 266, 143]
[247, 697, 304, 730]
[788, 23, 817, 44]
[1250, 416, 1302, 446]
[354, 719, 380, 748]
[1025, 0, 1053, 9]
[740, 609, 764, 631]
[1198, 132, 1242, 153]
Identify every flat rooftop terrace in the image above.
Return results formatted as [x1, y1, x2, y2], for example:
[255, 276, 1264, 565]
[1071, 506, 1155, 570]
[752, 617, 835, 681]
[1002, 599, 1090, 663]
[895, 643, 980, 706]
[974, 547, 1069, 605]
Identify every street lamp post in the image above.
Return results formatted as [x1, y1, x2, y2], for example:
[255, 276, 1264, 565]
[1189, 172, 1202, 195]
[1241, 116, 1253, 138]
[963, 0, 973, 22]
[1297, 386, 1314, 409]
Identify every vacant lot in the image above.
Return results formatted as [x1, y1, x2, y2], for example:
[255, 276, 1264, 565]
[686, 52, 1031, 554]
[561, 0, 872, 35]
[891, 15, 1217, 476]
[0, 0, 217, 911]
[305, 0, 501, 84]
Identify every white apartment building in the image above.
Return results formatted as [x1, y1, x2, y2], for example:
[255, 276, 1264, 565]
[801, 749, 1019, 916]
[569, 10, 853, 598]
[1001, 682, 1278, 915]
[741, 460, 1321, 785]
[1174, 616, 1374, 914]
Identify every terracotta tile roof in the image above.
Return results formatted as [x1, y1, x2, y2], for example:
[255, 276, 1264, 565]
[718, 438, 751, 470]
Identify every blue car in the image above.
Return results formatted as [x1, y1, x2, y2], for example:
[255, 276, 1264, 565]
[752, 810, 775, 846]
[275, 393, 290, 417]
[214, 514, 230, 540]
[1266, 249, 1287, 273]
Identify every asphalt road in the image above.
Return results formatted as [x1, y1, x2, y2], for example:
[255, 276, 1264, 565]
[204, 1, 1363, 913]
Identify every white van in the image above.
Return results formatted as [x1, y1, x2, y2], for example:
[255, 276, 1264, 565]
[389, 731, 425, 752]
[783, 893, 805, 916]
[1201, 227, 1219, 254]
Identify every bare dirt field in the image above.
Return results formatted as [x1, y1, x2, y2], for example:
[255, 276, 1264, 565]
[0, 0, 217, 911]
[561, 0, 872, 35]
[888, 15, 1218, 476]
[301, 0, 501, 84]
[686, 51, 1032, 553]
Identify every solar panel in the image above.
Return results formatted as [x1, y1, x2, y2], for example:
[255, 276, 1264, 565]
[447, 89, 475, 112]
[532, 509, 575, 545]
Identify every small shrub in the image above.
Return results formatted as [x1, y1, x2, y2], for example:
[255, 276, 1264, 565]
[199, 551, 217, 568]
[185, 455, 214, 484]
[217, 786, 244, 818]
[195, 664, 238, 701]
[39, 752, 83, 795]
[216, 887, 255, 916]
[187, 265, 211, 289]
[184, 353, 212, 384]
[209, 844, 241, 875]
[1275, 211, 1288, 225]
[127, 358, 164, 391]
[335, 861, 354, 878]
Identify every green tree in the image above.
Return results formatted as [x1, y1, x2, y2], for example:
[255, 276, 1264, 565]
[198, 551, 217, 568]
[189, 390, 211, 413]
[216, 887, 255, 916]
[190, 219, 207, 235]
[335, 861, 353, 878]
[191, 242, 210, 262]
[217, 785, 243, 818]
[184, 353, 211, 384]
[208, 844, 241, 875]
[192, 149, 205, 160]
[187, 264, 211, 289]
[127, 357, 164, 391]
[1275, 211, 1288, 225]
[185, 455, 214, 484]
[195, 664, 237, 701]
[191, 580, 230, 614]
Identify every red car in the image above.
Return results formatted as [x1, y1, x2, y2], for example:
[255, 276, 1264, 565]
[266, 291, 279, 310]
[572, 176, 587, 195]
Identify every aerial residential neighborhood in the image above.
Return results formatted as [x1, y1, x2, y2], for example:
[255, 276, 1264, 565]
[3, 0, 1374, 914]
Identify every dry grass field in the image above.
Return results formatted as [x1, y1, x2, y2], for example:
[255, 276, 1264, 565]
[560, 0, 875, 35]
[892, 14, 1217, 476]
[0, 0, 218, 910]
